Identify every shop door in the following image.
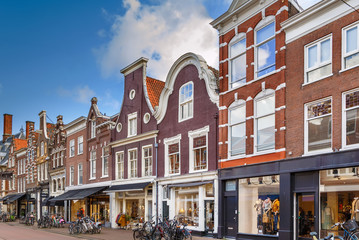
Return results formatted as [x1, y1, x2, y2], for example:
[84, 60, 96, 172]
[162, 201, 169, 220]
[205, 200, 214, 233]
[296, 193, 316, 240]
[224, 196, 237, 237]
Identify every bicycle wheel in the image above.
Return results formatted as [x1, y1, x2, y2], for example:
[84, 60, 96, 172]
[349, 231, 359, 240]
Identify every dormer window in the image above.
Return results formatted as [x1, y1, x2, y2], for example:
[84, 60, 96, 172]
[179, 82, 193, 121]
[91, 120, 96, 138]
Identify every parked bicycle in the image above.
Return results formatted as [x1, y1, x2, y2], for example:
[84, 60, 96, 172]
[311, 219, 359, 240]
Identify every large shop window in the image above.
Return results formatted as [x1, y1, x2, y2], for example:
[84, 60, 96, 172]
[229, 103, 246, 156]
[305, 36, 332, 83]
[175, 187, 199, 227]
[193, 136, 207, 171]
[305, 98, 332, 153]
[320, 167, 359, 238]
[343, 23, 359, 69]
[169, 143, 180, 174]
[256, 21, 276, 78]
[230, 37, 246, 88]
[238, 175, 280, 235]
[344, 89, 359, 147]
[255, 93, 275, 152]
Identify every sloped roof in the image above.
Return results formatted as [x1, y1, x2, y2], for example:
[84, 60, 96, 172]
[146, 76, 165, 108]
[13, 139, 27, 151]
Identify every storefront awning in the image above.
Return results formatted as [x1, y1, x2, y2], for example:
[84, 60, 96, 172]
[42, 196, 54, 206]
[50, 186, 107, 201]
[0, 195, 11, 202]
[168, 180, 213, 188]
[5, 193, 26, 204]
[104, 182, 151, 192]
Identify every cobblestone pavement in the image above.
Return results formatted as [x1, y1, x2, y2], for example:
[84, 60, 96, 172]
[0, 221, 215, 240]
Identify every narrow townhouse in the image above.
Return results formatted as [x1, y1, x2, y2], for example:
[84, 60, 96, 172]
[46, 115, 66, 216]
[154, 53, 219, 236]
[14, 135, 28, 218]
[282, 0, 359, 239]
[105, 57, 163, 228]
[210, 0, 301, 239]
[51, 98, 115, 227]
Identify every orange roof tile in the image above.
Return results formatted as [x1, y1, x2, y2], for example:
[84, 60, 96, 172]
[146, 76, 165, 109]
[13, 139, 27, 151]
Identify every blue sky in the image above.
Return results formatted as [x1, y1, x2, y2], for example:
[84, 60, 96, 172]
[0, 0, 317, 137]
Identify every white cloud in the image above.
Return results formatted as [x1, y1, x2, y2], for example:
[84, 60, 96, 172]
[58, 85, 95, 104]
[96, 0, 219, 80]
[100, 90, 121, 112]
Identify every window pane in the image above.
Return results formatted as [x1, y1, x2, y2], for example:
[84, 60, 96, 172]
[256, 95, 275, 117]
[231, 54, 246, 87]
[346, 108, 359, 145]
[345, 52, 359, 69]
[308, 115, 331, 151]
[308, 45, 317, 68]
[346, 91, 359, 108]
[257, 38, 276, 77]
[175, 189, 199, 227]
[307, 64, 331, 82]
[307, 99, 332, 118]
[231, 38, 246, 57]
[320, 39, 330, 62]
[231, 105, 246, 124]
[347, 26, 358, 53]
[256, 22, 275, 44]
[257, 114, 275, 151]
[231, 123, 246, 155]
[238, 175, 280, 235]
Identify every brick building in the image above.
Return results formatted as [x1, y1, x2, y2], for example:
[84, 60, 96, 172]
[282, 0, 359, 239]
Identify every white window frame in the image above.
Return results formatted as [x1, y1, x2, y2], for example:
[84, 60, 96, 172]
[90, 150, 96, 179]
[142, 145, 153, 177]
[342, 21, 359, 71]
[228, 100, 246, 158]
[164, 134, 181, 177]
[127, 112, 137, 137]
[254, 16, 276, 79]
[45, 162, 48, 180]
[304, 97, 333, 155]
[115, 151, 124, 180]
[78, 136, 83, 155]
[342, 88, 359, 150]
[229, 33, 247, 89]
[178, 82, 194, 122]
[102, 146, 109, 178]
[304, 35, 332, 84]
[78, 163, 83, 185]
[189, 126, 209, 173]
[69, 139, 75, 157]
[128, 148, 138, 179]
[60, 151, 64, 166]
[254, 89, 276, 154]
[91, 120, 96, 138]
[40, 141, 44, 156]
[70, 165, 74, 186]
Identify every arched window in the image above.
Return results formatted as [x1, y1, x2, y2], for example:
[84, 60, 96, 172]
[254, 90, 275, 152]
[179, 82, 193, 121]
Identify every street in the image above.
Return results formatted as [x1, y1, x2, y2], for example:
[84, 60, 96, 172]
[0, 221, 214, 240]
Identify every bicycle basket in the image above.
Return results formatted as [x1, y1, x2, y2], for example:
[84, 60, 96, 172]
[343, 219, 359, 232]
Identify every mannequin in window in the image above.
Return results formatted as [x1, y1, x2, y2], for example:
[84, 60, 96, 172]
[254, 198, 263, 233]
[272, 199, 280, 233]
[262, 197, 272, 234]
[321, 201, 334, 230]
[352, 197, 359, 220]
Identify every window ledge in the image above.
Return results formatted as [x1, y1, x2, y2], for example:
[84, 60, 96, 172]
[89, 177, 96, 181]
[340, 145, 359, 151]
[189, 168, 209, 174]
[178, 116, 193, 123]
[254, 70, 277, 82]
[302, 73, 333, 87]
[77, 152, 83, 156]
[302, 148, 333, 157]
[339, 65, 359, 74]
[101, 175, 109, 179]
[253, 149, 276, 156]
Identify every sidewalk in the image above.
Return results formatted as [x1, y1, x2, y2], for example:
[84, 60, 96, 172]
[4, 221, 215, 240]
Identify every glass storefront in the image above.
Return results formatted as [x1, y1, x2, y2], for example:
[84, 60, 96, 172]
[89, 196, 110, 224]
[238, 175, 280, 235]
[70, 199, 86, 221]
[320, 167, 359, 238]
[126, 199, 145, 219]
[175, 187, 199, 227]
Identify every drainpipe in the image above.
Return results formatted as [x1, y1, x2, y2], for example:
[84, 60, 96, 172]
[155, 136, 158, 225]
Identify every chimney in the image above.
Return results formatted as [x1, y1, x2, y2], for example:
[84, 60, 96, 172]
[26, 121, 34, 139]
[3, 114, 13, 142]
[39, 110, 48, 138]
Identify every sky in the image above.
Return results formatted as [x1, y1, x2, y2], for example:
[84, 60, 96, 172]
[0, 0, 319, 137]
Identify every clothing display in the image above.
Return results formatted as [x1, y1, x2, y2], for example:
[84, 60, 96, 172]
[352, 198, 359, 220]
[272, 199, 280, 232]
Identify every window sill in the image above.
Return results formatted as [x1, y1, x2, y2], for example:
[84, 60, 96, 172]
[178, 116, 193, 123]
[89, 177, 96, 181]
[302, 148, 333, 157]
[253, 148, 276, 156]
[254, 70, 277, 82]
[302, 73, 333, 87]
[339, 64, 359, 74]
[101, 175, 109, 179]
[77, 152, 83, 156]
[340, 144, 359, 151]
[189, 168, 209, 174]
